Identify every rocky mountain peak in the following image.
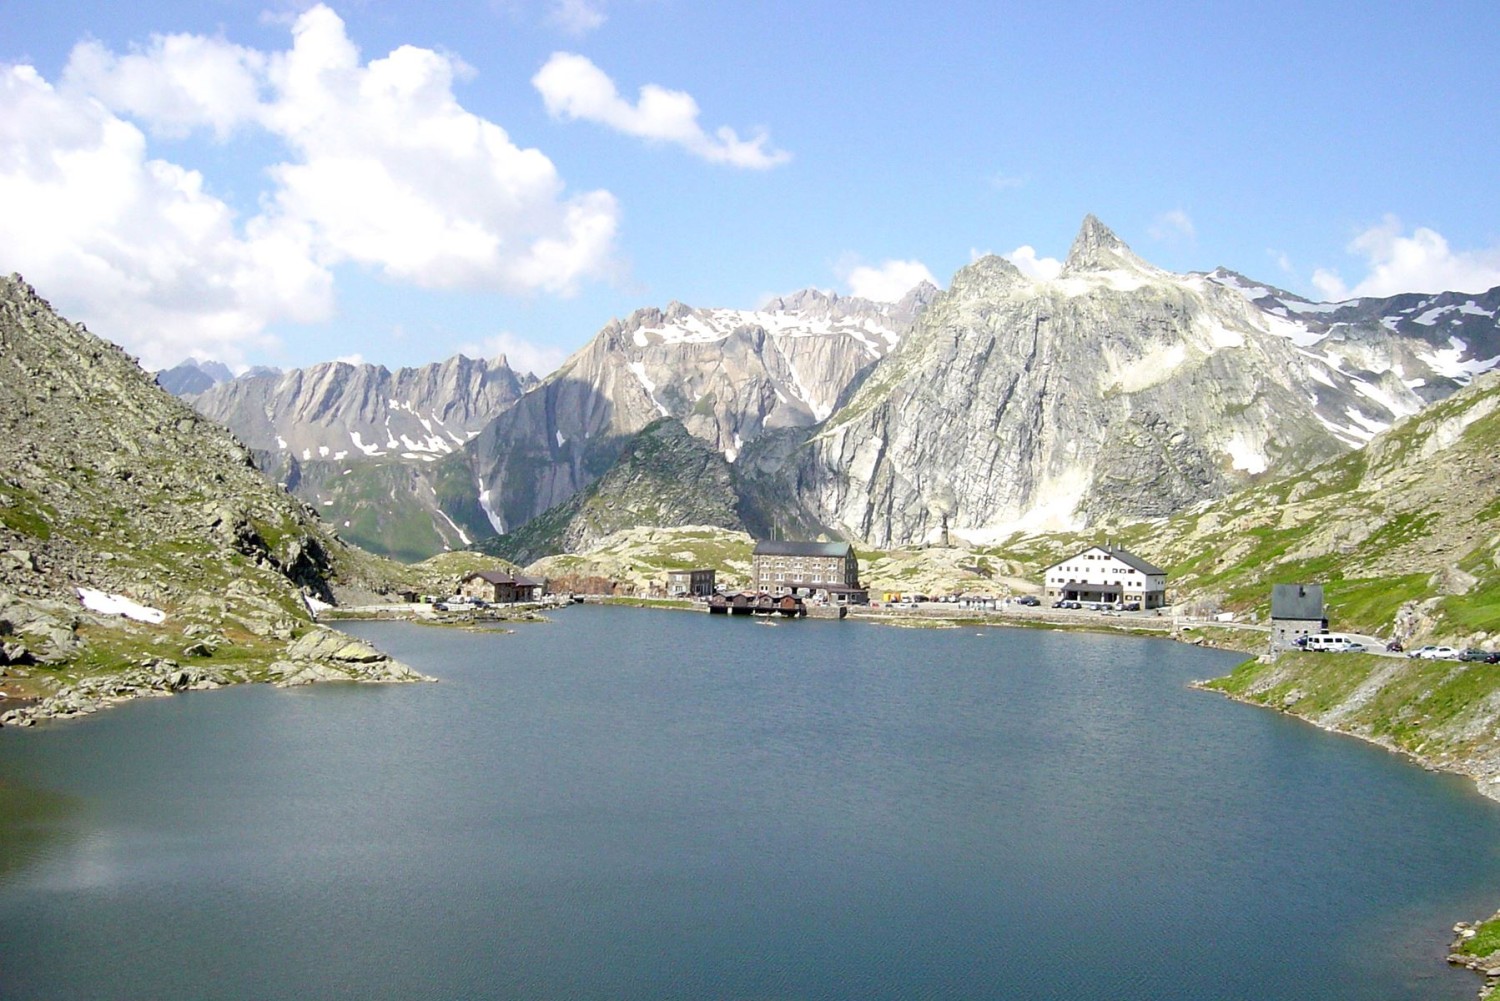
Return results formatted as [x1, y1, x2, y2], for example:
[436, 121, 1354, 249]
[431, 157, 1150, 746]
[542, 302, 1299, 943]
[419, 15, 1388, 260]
[946, 254, 1027, 298]
[894, 280, 941, 315]
[1061, 214, 1150, 276]
[156, 357, 235, 396]
[765, 288, 836, 312]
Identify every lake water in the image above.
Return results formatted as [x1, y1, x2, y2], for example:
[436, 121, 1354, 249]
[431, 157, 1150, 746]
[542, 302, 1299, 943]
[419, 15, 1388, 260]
[3, 605, 1500, 999]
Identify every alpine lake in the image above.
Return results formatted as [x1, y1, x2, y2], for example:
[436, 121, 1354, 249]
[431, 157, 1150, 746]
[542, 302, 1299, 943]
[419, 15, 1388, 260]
[3, 603, 1500, 1000]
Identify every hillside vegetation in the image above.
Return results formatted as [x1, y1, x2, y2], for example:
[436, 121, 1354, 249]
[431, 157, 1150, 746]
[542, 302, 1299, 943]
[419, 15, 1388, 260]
[1137, 371, 1500, 645]
[0, 277, 424, 723]
[1203, 651, 1500, 800]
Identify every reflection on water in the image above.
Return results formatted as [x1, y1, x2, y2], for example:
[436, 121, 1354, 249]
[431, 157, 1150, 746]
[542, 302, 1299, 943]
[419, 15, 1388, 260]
[0, 780, 82, 881]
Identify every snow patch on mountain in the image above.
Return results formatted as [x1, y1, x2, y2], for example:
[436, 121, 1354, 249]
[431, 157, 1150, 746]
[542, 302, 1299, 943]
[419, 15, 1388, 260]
[78, 587, 165, 624]
[1224, 437, 1268, 474]
[628, 362, 670, 417]
[478, 482, 505, 534]
[349, 432, 384, 459]
[1421, 338, 1500, 381]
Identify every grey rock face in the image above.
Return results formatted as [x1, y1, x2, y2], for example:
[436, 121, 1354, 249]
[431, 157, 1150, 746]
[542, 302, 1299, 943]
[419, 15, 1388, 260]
[785, 218, 1441, 547]
[457, 286, 935, 537]
[1206, 268, 1500, 402]
[482, 417, 745, 564]
[156, 359, 229, 396]
[189, 354, 532, 462]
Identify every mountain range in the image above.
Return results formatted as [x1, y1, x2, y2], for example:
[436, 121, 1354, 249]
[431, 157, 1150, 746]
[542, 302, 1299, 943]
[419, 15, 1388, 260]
[160, 217, 1500, 562]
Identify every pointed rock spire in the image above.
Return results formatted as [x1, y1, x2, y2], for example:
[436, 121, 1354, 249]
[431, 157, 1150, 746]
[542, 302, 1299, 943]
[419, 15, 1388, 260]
[1061, 215, 1149, 275]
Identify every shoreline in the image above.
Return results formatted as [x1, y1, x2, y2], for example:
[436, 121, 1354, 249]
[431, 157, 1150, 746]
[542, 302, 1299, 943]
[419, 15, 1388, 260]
[1194, 662, 1500, 999]
[0, 626, 431, 730]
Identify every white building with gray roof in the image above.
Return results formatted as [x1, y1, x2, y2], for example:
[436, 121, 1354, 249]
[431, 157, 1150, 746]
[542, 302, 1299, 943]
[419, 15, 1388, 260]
[1043, 544, 1168, 609]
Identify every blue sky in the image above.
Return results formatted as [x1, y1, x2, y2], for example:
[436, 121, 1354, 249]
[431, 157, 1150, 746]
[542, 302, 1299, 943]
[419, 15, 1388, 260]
[3, 0, 1498, 375]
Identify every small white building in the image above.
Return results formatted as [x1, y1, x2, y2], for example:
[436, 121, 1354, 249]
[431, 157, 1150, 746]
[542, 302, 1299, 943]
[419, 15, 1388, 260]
[1043, 544, 1167, 609]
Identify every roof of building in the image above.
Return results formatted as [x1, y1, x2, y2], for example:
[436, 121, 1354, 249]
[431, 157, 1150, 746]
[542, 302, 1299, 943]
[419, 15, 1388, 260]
[1048, 544, 1165, 576]
[463, 570, 544, 587]
[666, 568, 716, 575]
[1271, 583, 1325, 620]
[752, 540, 855, 558]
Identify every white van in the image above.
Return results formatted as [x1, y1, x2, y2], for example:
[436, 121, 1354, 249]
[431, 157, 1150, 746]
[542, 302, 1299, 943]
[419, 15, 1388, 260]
[1305, 634, 1363, 653]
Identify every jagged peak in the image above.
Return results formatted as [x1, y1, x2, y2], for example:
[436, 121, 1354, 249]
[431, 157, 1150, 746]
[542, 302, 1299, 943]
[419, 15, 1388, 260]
[764, 287, 838, 311]
[894, 280, 940, 313]
[948, 254, 1027, 296]
[1060, 215, 1150, 275]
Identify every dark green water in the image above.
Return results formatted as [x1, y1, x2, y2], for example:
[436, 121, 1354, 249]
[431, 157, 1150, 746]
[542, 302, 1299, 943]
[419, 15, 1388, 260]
[2, 605, 1499, 999]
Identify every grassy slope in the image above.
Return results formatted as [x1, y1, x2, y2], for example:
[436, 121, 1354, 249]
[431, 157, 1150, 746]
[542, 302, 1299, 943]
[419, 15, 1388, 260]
[969, 374, 1500, 644]
[1203, 651, 1500, 797]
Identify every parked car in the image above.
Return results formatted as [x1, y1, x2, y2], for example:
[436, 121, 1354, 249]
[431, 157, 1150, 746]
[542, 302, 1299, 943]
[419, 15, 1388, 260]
[1385, 640, 1404, 653]
[1123, 602, 1141, 612]
[1459, 648, 1499, 663]
[1410, 645, 1461, 660]
[1016, 595, 1041, 607]
[1306, 635, 1362, 653]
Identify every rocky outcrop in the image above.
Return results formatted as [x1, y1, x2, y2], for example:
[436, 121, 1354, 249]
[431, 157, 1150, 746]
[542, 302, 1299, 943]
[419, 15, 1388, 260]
[480, 417, 745, 564]
[267, 626, 431, 687]
[0, 629, 430, 726]
[0, 273, 420, 727]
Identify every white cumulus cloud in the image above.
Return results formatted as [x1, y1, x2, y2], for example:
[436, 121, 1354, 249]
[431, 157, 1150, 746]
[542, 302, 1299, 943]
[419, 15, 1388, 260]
[261, 8, 619, 294]
[0, 63, 329, 369]
[0, 5, 619, 368]
[1004, 245, 1063, 281]
[1312, 215, 1500, 300]
[532, 52, 791, 169]
[63, 32, 267, 139]
[844, 259, 937, 302]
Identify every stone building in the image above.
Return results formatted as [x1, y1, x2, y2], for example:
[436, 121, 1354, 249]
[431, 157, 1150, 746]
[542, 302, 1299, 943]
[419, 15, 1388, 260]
[751, 540, 866, 603]
[666, 568, 716, 597]
[1270, 583, 1327, 649]
[459, 569, 545, 603]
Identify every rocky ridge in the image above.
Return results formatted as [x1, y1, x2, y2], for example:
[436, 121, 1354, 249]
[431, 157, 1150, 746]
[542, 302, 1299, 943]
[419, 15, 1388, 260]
[776, 216, 1482, 547]
[180, 354, 534, 560]
[480, 417, 745, 566]
[1207, 267, 1500, 404]
[447, 285, 936, 543]
[0, 274, 425, 726]
[188, 354, 534, 463]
